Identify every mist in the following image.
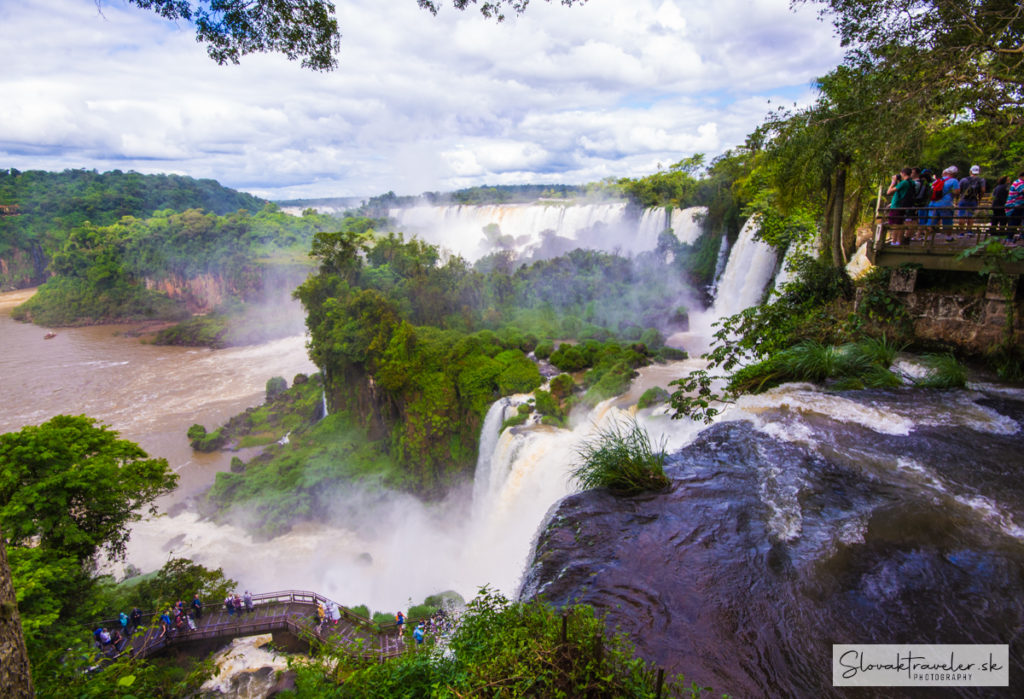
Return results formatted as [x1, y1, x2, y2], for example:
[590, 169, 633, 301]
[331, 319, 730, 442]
[123, 362, 709, 613]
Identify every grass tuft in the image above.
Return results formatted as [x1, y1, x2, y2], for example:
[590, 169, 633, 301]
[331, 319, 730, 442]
[915, 353, 967, 389]
[572, 418, 670, 495]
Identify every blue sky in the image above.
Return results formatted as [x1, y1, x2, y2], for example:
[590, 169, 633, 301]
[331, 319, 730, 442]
[0, 1, 845, 199]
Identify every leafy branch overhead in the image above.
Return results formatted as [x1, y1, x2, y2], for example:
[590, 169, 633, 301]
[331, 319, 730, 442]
[123, 0, 588, 70]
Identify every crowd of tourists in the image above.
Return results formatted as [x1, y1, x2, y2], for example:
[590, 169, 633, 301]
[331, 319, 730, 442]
[885, 165, 1024, 244]
[91, 590, 258, 657]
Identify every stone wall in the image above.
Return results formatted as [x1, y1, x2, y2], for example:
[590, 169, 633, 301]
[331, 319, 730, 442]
[881, 271, 1022, 353]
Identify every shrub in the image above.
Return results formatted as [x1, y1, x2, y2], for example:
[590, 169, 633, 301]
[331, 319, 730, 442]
[533, 389, 561, 418]
[494, 349, 543, 394]
[637, 386, 670, 409]
[297, 587, 713, 697]
[549, 344, 588, 372]
[229, 456, 245, 473]
[549, 373, 575, 399]
[534, 339, 554, 359]
[265, 376, 288, 402]
[572, 418, 670, 495]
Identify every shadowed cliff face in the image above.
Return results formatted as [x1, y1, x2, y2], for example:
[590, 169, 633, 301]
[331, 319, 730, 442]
[520, 392, 1024, 698]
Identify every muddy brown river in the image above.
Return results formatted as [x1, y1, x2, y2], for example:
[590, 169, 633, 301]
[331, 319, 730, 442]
[0, 289, 315, 499]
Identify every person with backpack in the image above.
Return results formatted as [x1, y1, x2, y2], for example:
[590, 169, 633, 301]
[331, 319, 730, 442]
[915, 168, 934, 225]
[886, 167, 916, 244]
[191, 593, 203, 620]
[128, 607, 143, 635]
[928, 165, 960, 234]
[958, 165, 986, 232]
[991, 176, 1011, 233]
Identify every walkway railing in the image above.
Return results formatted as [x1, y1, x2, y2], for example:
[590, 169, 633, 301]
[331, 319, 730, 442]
[868, 204, 1024, 274]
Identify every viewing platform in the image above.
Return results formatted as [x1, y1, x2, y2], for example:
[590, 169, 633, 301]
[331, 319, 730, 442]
[868, 205, 1024, 275]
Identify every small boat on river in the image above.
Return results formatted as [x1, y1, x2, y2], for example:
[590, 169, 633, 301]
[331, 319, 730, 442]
[44, 331, 57, 339]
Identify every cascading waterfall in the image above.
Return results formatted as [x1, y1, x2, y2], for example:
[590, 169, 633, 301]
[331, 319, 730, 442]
[320, 388, 328, 420]
[667, 216, 777, 354]
[470, 397, 515, 520]
[668, 207, 704, 245]
[387, 202, 708, 261]
[707, 216, 777, 319]
[707, 233, 731, 297]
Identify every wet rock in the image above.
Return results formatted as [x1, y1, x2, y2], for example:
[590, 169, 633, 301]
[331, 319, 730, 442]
[521, 397, 1024, 697]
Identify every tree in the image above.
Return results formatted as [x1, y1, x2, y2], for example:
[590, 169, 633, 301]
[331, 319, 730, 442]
[0, 530, 33, 699]
[803, 0, 1024, 125]
[0, 415, 178, 563]
[123, 1, 588, 71]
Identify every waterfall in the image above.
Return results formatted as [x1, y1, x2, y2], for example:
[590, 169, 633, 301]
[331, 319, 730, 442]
[672, 216, 777, 354]
[320, 388, 328, 421]
[387, 202, 707, 261]
[708, 233, 731, 298]
[708, 217, 777, 320]
[471, 397, 513, 519]
[668, 207, 705, 245]
[636, 207, 669, 252]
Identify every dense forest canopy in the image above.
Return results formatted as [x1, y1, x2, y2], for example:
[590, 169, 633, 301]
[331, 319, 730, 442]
[288, 223, 692, 495]
[11, 205, 348, 328]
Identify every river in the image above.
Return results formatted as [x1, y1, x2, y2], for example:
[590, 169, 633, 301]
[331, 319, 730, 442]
[0, 289, 316, 498]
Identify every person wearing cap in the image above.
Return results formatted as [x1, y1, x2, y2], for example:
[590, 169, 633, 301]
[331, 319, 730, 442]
[928, 166, 960, 232]
[958, 165, 986, 231]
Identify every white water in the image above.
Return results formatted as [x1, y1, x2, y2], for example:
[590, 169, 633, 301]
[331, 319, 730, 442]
[707, 216, 778, 319]
[387, 202, 707, 261]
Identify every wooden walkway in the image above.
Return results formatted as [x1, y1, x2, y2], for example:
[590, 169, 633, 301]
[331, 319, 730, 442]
[868, 205, 1024, 274]
[97, 590, 406, 662]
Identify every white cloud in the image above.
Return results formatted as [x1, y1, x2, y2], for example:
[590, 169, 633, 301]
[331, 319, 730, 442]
[0, 0, 844, 198]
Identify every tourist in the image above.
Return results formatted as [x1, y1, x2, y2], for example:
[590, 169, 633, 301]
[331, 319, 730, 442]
[93, 627, 112, 647]
[886, 167, 915, 243]
[928, 166, 960, 233]
[1006, 171, 1024, 237]
[958, 165, 986, 232]
[225, 596, 235, 616]
[243, 590, 254, 614]
[119, 611, 130, 636]
[316, 601, 327, 632]
[413, 623, 425, 646]
[991, 176, 1010, 233]
[129, 607, 143, 635]
[159, 610, 173, 638]
[192, 593, 203, 620]
[915, 168, 934, 225]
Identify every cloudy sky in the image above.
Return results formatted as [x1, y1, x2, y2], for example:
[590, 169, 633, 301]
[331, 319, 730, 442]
[0, 1, 844, 200]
